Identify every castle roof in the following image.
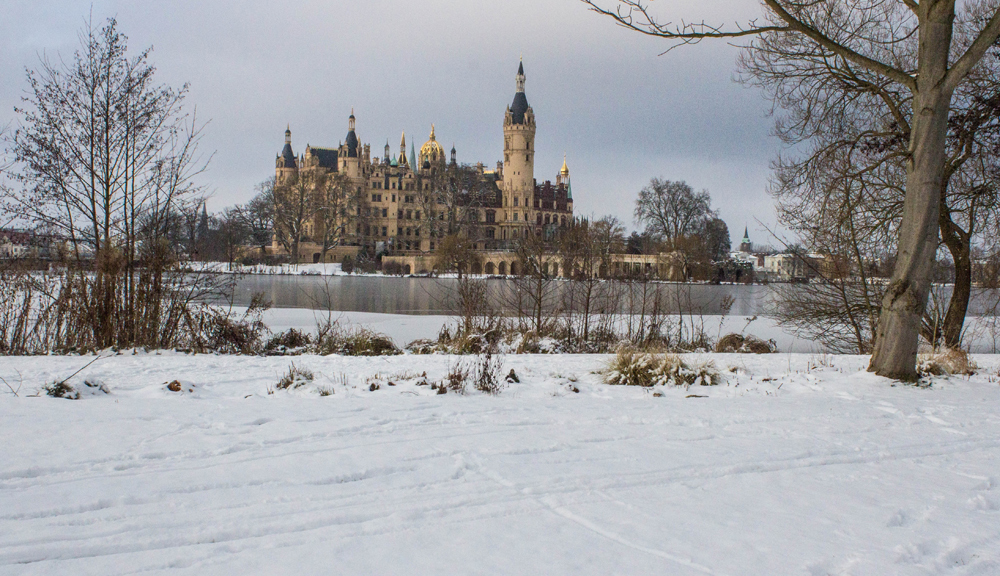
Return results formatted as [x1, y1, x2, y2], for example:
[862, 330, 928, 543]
[309, 147, 339, 169]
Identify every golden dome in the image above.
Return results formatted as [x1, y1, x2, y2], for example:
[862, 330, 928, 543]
[561, 154, 570, 176]
[420, 124, 446, 164]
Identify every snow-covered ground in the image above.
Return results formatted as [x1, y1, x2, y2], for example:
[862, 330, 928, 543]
[2, 352, 999, 574]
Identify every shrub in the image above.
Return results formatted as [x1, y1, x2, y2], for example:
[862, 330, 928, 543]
[473, 350, 506, 395]
[715, 333, 777, 354]
[341, 256, 355, 274]
[605, 349, 657, 387]
[383, 261, 404, 276]
[265, 328, 313, 355]
[918, 348, 977, 377]
[652, 355, 720, 387]
[605, 350, 721, 388]
[276, 363, 314, 390]
[44, 381, 79, 399]
[316, 327, 400, 356]
[442, 361, 470, 395]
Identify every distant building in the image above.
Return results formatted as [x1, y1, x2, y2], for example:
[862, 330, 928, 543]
[271, 60, 574, 264]
[739, 226, 752, 253]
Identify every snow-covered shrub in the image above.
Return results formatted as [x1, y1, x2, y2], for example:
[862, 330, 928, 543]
[315, 327, 400, 356]
[715, 333, 777, 354]
[918, 348, 977, 377]
[652, 355, 720, 387]
[44, 381, 79, 399]
[605, 350, 721, 387]
[264, 329, 313, 355]
[605, 349, 657, 387]
[276, 363, 314, 390]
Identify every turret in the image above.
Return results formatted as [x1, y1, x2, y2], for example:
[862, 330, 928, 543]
[451, 144, 457, 165]
[384, 141, 391, 163]
[277, 125, 297, 169]
[502, 58, 536, 235]
[399, 132, 407, 167]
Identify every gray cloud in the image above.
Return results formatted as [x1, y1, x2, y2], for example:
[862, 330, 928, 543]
[1, 0, 784, 244]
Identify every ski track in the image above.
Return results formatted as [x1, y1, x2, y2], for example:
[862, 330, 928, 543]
[0, 353, 998, 574]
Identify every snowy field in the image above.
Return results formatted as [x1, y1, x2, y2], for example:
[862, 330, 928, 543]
[1, 352, 999, 575]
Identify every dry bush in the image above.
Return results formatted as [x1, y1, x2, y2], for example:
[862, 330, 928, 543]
[605, 349, 657, 387]
[605, 349, 721, 387]
[473, 349, 506, 395]
[441, 361, 471, 395]
[918, 348, 977, 377]
[715, 333, 778, 354]
[264, 328, 313, 355]
[276, 363, 314, 390]
[315, 327, 400, 356]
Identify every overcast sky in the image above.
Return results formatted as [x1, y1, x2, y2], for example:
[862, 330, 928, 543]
[1, 0, 785, 244]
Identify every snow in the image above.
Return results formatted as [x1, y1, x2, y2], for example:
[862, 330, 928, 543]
[2, 352, 999, 574]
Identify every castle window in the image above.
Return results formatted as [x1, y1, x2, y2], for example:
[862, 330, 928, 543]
[415, 211, 421, 220]
[513, 213, 518, 222]
[406, 210, 412, 219]
[415, 229, 420, 237]
[382, 208, 388, 218]
[430, 242, 435, 250]
[514, 197, 518, 207]
[526, 154, 530, 162]
[382, 227, 387, 236]
[372, 194, 377, 202]
[486, 228, 495, 239]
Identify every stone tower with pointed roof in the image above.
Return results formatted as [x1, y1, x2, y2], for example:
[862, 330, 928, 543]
[502, 59, 536, 240]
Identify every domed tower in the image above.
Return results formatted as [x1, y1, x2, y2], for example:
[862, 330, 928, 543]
[502, 59, 536, 237]
[420, 124, 446, 169]
[276, 125, 298, 182]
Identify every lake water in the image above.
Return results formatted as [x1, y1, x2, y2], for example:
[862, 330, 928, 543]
[226, 275, 1000, 317]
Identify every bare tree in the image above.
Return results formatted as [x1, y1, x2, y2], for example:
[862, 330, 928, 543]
[316, 171, 355, 262]
[583, 0, 1000, 380]
[238, 182, 274, 258]
[4, 17, 215, 349]
[272, 170, 322, 263]
[634, 178, 713, 248]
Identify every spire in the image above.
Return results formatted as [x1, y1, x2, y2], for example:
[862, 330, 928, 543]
[561, 154, 569, 176]
[280, 126, 296, 168]
[509, 59, 530, 124]
[429, 124, 436, 141]
[345, 111, 359, 158]
[451, 144, 457, 164]
[384, 140, 390, 162]
[349, 108, 356, 131]
[743, 226, 750, 242]
[410, 142, 417, 171]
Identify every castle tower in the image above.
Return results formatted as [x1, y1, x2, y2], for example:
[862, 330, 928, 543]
[276, 125, 298, 182]
[502, 59, 536, 238]
[342, 110, 362, 178]
[384, 140, 391, 164]
[399, 132, 408, 167]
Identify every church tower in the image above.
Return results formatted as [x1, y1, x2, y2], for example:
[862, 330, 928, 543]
[502, 59, 536, 239]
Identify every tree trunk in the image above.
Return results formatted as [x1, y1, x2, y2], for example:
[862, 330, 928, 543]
[869, 6, 955, 381]
[941, 233, 972, 349]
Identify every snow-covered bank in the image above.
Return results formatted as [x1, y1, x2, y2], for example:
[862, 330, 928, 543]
[1, 353, 999, 574]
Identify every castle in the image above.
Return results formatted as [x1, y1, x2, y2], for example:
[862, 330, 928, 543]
[272, 60, 574, 265]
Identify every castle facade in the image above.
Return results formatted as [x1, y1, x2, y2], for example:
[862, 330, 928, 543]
[272, 61, 574, 263]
